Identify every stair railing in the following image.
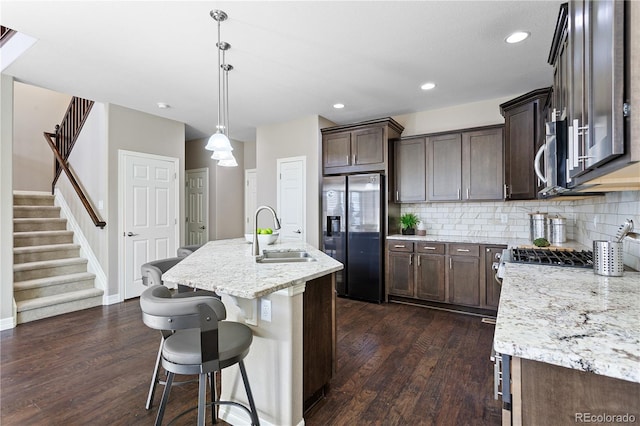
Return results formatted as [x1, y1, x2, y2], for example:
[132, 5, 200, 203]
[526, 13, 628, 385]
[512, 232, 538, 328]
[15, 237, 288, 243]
[44, 96, 105, 228]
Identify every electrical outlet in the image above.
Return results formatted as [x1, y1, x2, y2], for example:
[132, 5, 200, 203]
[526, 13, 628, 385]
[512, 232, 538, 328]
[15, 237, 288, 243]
[260, 299, 272, 322]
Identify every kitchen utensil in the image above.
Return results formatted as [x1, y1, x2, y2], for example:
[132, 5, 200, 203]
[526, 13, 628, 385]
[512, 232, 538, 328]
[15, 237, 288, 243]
[593, 240, 624, 277]
[615, 219, 634, 242]
[548, 215, 567, 244]
[529, 212, 548, 243]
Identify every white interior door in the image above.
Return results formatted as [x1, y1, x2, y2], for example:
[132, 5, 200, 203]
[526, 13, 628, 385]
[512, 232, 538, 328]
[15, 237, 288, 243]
[245, 169, 257, 234]
[277, 157, 306, 241]
[186, 168, 208, 244]
[121, 151, 178, 299]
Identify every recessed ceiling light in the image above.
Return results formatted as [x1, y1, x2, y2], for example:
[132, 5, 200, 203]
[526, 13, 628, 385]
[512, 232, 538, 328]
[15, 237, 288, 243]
[505, 31, 530, 44]
[420, 82, 436, 91]
[157, 102, 170, 109]
[333, 103, 345, 109]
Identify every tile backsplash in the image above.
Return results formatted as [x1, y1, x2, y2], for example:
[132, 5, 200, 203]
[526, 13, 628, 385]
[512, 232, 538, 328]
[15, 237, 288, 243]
[400, 191, 640, 270]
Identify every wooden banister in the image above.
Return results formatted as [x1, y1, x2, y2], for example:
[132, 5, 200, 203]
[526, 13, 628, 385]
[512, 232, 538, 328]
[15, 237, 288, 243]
[44, 132, 106, 228]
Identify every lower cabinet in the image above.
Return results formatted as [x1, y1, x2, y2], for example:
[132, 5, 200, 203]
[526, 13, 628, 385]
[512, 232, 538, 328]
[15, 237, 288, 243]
[387, 240, 504, 311]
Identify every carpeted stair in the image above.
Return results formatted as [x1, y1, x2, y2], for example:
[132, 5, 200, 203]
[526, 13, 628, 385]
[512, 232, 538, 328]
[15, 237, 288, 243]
[13, 191, 103, 324]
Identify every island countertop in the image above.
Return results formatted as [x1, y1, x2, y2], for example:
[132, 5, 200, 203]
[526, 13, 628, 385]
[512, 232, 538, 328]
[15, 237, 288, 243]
[162, 238, 343, 299]
[494, 262, 640, 383]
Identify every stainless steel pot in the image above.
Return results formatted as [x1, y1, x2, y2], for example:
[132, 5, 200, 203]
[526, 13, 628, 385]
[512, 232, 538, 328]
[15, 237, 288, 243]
[529, 212, 547, 242]
[548, 215, 567, 244]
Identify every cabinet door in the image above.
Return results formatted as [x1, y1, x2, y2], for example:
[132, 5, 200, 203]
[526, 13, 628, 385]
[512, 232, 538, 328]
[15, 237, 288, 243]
[504, 102, 537, 200]
[415, 254, 445, 301]
[388, 251, 414, 297]
[484, 246, 505, 310]
[395, 139, 426, 202]
[448, 256, 480, 307]
[428, 133, 462, 201]
[568, 0, 587, 179]
[352, 127, 384, 166]
[463, 128, 504, 201]
[323, 132, 351, 170]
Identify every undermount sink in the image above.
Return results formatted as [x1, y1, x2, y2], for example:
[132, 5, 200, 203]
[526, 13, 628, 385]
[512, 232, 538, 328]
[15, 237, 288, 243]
[256, 250, 317, 263]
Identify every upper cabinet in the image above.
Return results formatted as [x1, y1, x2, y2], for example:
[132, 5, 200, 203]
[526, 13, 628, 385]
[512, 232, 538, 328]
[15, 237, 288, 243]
[321, 118, 404, 176]
[427, 126, 504, 202]
[394, 137, 427, 203]
[500, 88, 552, 200]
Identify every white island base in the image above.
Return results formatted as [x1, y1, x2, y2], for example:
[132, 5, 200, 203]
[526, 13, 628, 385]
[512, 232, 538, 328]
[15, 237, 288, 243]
[219, 284, 306, 426]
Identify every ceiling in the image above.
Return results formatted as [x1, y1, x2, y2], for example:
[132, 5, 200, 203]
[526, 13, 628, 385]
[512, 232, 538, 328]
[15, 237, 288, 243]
[1, 1, 563, 142]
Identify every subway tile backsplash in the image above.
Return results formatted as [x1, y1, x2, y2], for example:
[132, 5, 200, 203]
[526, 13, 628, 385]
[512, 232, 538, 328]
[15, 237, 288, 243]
[400, 191, 640, 270]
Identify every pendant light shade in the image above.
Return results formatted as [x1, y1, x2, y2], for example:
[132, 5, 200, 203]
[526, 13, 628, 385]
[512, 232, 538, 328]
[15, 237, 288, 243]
[206, 131, 232, 151]
[211, 149, 234, 161]
[218, 157, 238, 167]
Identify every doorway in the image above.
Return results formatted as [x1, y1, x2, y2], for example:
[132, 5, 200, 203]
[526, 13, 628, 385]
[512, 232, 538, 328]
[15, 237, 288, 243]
[186, 168, 209, 244]
[277, 156, 306, 241]
[119, 150, 179, 299]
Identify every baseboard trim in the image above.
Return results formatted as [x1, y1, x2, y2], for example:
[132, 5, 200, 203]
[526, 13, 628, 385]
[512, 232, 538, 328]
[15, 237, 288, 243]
[0, 315, 16, 330]
[103, 293, 120, 305]
[54, 189, 109, 305]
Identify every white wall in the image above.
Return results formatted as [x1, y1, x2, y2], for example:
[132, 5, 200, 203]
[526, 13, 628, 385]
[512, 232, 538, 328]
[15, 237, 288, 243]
[12, 82, 70, 191]
[1, 75, 16, 329]
[107, 104, 185, 297]
[393, 95, 514, 136]
[185, 137, 245, 240]
[256, 115, 324, 247]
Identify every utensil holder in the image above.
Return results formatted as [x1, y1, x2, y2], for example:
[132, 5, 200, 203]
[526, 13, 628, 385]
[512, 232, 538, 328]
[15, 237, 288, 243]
[593, 240, 624, 277]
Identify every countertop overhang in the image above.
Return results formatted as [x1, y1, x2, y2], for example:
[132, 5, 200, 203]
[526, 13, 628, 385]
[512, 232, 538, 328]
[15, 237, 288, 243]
[162, 238, 343, 299]
[494, 262, 640, 383]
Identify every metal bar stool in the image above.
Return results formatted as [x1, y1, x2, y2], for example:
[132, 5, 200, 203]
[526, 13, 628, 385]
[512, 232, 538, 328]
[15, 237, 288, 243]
[140, 285, 260, 426]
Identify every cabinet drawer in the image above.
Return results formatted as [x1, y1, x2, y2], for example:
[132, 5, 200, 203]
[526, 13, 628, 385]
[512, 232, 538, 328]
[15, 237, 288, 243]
[448, 244, 480, 257]
[388, 242, 414, 252]
[415, 243, 445, 255]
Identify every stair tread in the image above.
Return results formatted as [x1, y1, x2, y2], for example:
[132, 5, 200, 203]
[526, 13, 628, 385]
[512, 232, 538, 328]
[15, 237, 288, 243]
[13, 205, 59, 209]
[14, 217, 66, 222]
[14, 243, 80, 254]
[13, 191, 53, 197]
[14, 272, 96, 289]
[13, 257, 87, 271]
[16, 288, 104, 312]
[14, 230, 73, 237]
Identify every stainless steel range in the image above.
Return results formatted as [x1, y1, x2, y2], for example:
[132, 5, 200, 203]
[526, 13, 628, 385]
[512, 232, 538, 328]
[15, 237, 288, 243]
[510, 248, 593, 268]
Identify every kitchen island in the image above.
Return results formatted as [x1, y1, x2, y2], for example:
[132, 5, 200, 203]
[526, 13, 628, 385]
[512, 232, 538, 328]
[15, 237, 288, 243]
[494, 262, 640, 424]
[163, 238, 343, 426]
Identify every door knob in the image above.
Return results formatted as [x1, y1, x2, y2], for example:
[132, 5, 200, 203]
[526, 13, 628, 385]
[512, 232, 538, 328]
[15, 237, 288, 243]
[126, 232, 138, 237]
[294, 229, 302, 234]
[199, 226, 206, 230]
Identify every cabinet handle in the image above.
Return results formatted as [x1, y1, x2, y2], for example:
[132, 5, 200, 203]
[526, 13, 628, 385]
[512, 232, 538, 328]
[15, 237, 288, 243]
[394, 244, 406, 248]
[346, 155, 350, 164]
[423, 246, 437, 250]
[466, 188, 470, 199]
[353, 154, 357, 164]
[458, 188, 461, 199]
[456, 248, 470, 252]
[449, 257, 452, 269]
[417, 255, 421, 267]
[495, 253, 502, 260]
[503, 184, 508, 199]
[396, 190, 399, 201]
[410, 254, 413, 265]
[486, 248, 491, 252]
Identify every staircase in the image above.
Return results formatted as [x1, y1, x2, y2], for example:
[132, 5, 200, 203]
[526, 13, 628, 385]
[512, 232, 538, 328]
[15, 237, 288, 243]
[13, 191, 103, 324]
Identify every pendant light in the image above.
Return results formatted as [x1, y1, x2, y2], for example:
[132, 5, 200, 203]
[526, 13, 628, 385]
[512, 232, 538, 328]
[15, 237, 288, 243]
[205, 9, 233, 154]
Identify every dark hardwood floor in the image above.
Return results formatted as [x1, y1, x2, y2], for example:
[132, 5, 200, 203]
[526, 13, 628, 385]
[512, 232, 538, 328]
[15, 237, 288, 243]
[1, 297, 501, 425]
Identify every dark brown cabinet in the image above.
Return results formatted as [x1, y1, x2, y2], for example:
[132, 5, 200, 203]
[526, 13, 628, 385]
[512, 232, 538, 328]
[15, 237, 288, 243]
[500, 88, 552, 200]
[387, 240, 503, 313]
[321, 118, 404, 176]
[394, 138, 426, 202]
[427, 126, 504, 202]
[483, 245, 505, 310]
[447, 244, 480, 307]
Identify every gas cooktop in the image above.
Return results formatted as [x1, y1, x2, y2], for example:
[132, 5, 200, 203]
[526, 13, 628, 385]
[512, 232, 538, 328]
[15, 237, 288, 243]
[510, 248, 594, 268]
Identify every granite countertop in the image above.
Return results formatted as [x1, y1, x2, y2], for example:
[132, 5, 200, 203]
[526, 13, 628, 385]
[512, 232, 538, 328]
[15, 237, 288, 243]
[162, 238, 343, 299]
[494, 262, 640, 383]
[387, 234, 590, 250]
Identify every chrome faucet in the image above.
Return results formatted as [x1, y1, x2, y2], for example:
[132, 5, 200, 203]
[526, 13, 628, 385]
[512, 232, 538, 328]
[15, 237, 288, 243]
[253, 205, 282, 256]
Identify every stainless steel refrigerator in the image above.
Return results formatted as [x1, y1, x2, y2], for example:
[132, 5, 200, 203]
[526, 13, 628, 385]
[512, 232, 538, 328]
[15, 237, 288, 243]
[322, 174, 384, 303]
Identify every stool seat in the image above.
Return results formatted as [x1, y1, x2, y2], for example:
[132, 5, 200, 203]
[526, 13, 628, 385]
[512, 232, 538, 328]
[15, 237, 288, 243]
[162, 322, 251, 368]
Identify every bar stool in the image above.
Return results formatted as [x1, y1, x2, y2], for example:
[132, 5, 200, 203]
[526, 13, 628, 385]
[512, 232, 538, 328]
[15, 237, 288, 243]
[177, 244, 203, 258]
[140, 285, 260, 426]
[140, 257, 219, 410]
